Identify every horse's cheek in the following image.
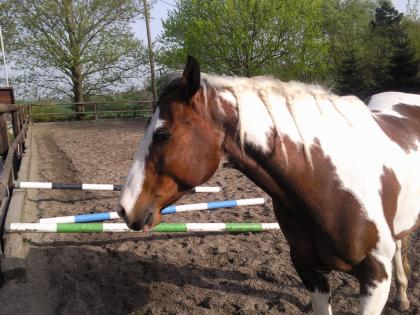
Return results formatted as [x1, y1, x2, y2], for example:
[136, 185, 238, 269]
[165, 150, 217, 187]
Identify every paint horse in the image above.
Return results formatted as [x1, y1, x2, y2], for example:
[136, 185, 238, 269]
[117, 56, 419, 314]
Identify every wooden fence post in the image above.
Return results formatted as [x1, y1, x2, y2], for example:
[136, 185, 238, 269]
[11, 110, 21, 156]
[93, 103, 98, 120]
[18, 108, 23, 126]
[0, 113, 9, 168]
[75, 102, 85, 120]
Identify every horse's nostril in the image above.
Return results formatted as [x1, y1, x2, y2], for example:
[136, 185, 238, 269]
[144, 212, 153, 225]
[116, 205, 126, 218]
[128, 221, 142, 231]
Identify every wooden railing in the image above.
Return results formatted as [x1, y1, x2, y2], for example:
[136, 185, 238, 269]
[0, 103, 29, 253]
[27, 100, 154, 122]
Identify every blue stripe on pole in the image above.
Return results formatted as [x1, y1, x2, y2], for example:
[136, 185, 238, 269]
[207, 200, 238, 209]
[160, 200, 239, 215]
[74, 212, 112, 223]
[161, 205, 176, 214]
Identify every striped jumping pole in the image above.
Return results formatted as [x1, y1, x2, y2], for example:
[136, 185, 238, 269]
[9, 222, 280, 233]
[16, 182, 122, 191]
[15, 181, 221, 193]
[160, 198, 264, 214]
[39, 198, 265, 224]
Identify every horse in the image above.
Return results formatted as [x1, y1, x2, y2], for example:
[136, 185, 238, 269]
[117, 56, 419, 314]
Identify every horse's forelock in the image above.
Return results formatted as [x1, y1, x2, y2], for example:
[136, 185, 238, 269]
[158, 71, 183, 95]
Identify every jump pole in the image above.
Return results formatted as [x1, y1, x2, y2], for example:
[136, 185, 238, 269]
[39, 198, 265, 223]
[15, 181, 221, 193]
[9, 222, 280, 233]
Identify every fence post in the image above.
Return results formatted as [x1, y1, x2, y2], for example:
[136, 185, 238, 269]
[11, 110, 22, 157]
[23, 106, 28, 123]
[93, 103, 98, 120]
[0, 113, 9, 164]
[18, 108, 23, 126]
[11, 111, 20, 138]
[75, 102, 85, 120]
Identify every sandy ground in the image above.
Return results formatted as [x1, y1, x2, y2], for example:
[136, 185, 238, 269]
[0, 119, 418, 315]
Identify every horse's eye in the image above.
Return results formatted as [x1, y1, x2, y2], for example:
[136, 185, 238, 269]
[153, 128, 170, 143]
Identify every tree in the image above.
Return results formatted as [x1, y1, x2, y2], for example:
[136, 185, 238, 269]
[406, 0, 419, 20]
[370, 0, 419, 91]
[404, 1, 420, 88]
[337, 50, 365, 95]
[322, 0, 377, 95]
[0, 1, 17, 86]
[389, 30, 419, 90]
[158, 0, 330, 82]
[0, 1, 17, 48]
[5, 0, 146, 107]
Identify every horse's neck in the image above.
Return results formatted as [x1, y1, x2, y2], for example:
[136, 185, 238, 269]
[212, 90, 332, 211]
[206, 84, 305, 201]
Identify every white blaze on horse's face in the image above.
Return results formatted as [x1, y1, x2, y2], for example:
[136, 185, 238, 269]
[119, 107, 164, 216]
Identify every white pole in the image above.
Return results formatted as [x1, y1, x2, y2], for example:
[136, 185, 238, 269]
[0, 26, 9, 86]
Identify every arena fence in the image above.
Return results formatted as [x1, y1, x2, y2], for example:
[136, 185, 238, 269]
[26, 100, 154, 122]
[0, 91, 30, 253]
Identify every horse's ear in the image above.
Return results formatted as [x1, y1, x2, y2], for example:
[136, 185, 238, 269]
[182, 55, 200, 99]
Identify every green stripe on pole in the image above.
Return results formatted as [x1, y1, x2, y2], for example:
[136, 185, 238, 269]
[225, 223, 263, 232]
[151, 223, 187, 232]
[57, 223, 103, 233]
[8, 222, 280, 233]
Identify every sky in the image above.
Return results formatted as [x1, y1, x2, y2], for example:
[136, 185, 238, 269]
[132, 0, 175, 44]
[133, 0, 416, 43]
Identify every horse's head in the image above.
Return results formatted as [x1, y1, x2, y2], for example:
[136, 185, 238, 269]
[117, 56, 224, 230]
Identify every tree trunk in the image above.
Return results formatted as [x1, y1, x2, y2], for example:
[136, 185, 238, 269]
[72, 65, 84, 120]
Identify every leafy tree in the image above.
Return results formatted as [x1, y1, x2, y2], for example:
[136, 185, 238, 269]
[371, 0, 403, 30]
[273, 0, 331, 82]
[389, 30, 419, 89]
[0, 1, 16, 48]
[370, 0, 419, 91]
[0, 1, 17, 85]
[406, 0, 419, 20]
[337, 50, 365, 95]
[158, 0, 330, 82]
[404, 1, 420, 87]
[322, 0, 376, 95]
[4, 0, 146, 106]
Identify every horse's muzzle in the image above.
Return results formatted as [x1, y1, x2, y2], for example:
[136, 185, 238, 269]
[116, 204, 154, 231]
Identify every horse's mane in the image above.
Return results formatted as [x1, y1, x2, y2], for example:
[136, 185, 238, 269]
[163, 72, 364, 166]
[202, 74, 352, 166]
